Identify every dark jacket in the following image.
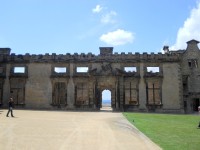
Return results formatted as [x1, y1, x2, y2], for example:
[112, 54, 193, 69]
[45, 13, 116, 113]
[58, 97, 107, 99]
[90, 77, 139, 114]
[8, 101, 14, 108]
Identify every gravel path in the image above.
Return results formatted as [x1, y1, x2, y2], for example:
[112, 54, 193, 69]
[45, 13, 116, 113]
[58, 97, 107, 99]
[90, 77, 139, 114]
[0, 110, 161, 150]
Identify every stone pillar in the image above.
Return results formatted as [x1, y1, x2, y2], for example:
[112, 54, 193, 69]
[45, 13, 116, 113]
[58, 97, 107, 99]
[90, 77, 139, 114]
[115, 80, 119, 109]
[111, 88, 115, 108]
[88, 80, 95, 108]
[119, 77, 124, 110]
[3, 64, 10, 105]
[67, 63, 75, 108]
[139, 63, 147, 110]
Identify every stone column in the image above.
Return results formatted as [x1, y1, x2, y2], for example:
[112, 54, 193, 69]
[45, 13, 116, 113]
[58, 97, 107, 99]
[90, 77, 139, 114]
[67, 63, 75, 108]
[119, 77, 124, 111]
[115, 80, 119, 109]
[3, 64, 10, 105]
[139, 63, 147, 110]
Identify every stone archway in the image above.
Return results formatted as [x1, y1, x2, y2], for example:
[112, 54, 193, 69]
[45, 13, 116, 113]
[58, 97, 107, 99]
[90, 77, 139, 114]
[101, 89, 112, 111]
[95, 76, 119, 111]
[102, 89, 111, 106]
[96, 87, 116, 110]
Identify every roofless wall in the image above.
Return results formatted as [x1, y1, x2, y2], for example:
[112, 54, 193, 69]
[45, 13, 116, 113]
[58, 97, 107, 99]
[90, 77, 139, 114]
[0, 40, 199, 113]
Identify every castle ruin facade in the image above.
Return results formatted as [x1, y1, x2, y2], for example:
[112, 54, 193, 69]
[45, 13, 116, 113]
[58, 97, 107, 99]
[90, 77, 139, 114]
[0, 39, 200, 113]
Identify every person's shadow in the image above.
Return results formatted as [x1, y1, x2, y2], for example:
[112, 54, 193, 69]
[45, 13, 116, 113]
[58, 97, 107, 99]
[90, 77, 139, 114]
[6, 116, 19, 118]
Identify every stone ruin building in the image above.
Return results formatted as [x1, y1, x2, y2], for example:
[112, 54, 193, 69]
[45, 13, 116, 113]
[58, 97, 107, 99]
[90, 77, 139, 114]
[0, 39, 200, 113]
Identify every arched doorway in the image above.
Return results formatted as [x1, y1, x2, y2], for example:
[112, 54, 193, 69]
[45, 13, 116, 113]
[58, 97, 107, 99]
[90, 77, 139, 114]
[101, 89, 112, 111]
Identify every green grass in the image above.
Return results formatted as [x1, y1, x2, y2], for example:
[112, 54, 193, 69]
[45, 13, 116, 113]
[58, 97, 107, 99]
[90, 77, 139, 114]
[123, 112, 200, 150]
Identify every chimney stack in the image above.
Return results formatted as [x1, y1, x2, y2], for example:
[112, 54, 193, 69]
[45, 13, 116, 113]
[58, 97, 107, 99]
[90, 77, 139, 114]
[163, 46, 169, 54]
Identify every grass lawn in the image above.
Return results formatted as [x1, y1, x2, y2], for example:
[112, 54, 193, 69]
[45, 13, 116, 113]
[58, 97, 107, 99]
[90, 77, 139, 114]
[123, 112, 200, 150]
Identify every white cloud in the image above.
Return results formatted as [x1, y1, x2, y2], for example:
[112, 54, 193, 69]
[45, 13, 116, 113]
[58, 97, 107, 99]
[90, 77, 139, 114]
[171, 2, 200, 50]
[100, 29, 134, 46]
[101, 11, 117, 24]
[92, 5, 103, 13]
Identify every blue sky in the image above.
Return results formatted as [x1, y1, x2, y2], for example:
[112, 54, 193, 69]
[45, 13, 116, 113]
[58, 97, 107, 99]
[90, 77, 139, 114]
[1, 0, 200, 101]
[1, 0, 200, 55]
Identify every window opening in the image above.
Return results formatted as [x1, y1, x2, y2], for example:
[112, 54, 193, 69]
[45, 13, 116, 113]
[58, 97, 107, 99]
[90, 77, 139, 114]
[124, 81, 138, 105]
[76, 67, 88, 73]
[52, 82, 66, 105]
[146, 82, 161, 105]
[10, 78, 26, 105]
[54, 67, 67, 73]
[188, 59, 198, 68]
[75, 83, 88, 105]
[147, 67, 159, 73]
[188, 61, 192, 67]
[14, 67, 25, 73]
[124, 67, 137, 72]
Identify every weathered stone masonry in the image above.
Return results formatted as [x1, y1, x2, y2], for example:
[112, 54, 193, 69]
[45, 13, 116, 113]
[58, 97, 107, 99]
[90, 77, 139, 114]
[0, 39, 200, 113]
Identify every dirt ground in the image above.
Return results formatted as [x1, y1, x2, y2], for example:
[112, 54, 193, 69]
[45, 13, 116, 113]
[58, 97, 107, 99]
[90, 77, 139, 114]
[0, 109, 161, 150]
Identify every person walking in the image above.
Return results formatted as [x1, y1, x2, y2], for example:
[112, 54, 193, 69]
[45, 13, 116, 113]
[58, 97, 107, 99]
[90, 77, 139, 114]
[6, 97, 14, 117]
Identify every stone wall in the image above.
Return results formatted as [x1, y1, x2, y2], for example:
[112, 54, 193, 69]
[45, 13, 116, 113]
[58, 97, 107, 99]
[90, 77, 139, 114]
[0, 40, 199, 113]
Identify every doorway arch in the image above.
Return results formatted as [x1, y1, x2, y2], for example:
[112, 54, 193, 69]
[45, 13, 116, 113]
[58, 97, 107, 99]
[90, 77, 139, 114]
[100, 89, 112, 111]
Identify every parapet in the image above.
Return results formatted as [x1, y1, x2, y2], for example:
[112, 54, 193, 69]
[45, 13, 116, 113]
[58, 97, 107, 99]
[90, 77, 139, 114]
[0, 48, 11, 55]
[0, 47, 182, 63]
